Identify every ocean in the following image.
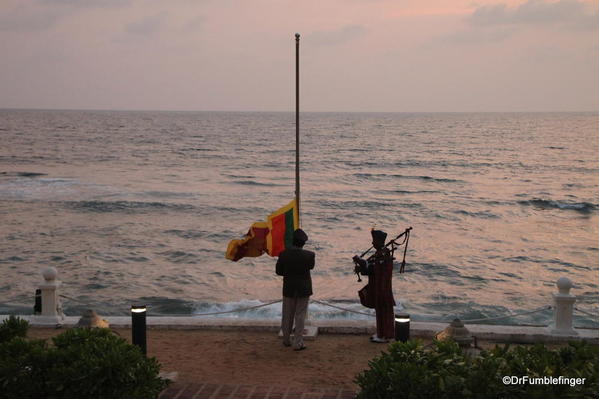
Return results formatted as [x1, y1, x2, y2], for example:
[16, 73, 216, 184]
[1, 109, 597, 327]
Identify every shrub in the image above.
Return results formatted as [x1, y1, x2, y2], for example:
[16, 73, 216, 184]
[47, 328, 169, 399]
[0, 337, 48, 399]
[355, 340, 599, 399]
[0, 315, 30, 343]
[0, 327, 169, 399]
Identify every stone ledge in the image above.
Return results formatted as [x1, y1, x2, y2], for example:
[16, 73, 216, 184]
[2, 315, 597, 344]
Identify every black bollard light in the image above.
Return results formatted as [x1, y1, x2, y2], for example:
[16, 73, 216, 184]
[34, 289, 42, 315]
[395, 313, 410, 342]
[131, 305, 147, 355]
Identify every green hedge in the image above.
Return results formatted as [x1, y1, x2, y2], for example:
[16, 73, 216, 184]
[0, 315, 30, 343]
[0, 317, 169, 399]
[355, 339, 599, 399]
[0, 337, 49, 397]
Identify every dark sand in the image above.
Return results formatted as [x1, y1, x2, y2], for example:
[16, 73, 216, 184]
[28, 327, 560, 389]
[28, 328, 389, 389]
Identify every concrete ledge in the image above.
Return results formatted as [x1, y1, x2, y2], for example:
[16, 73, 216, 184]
[2, 315, 598, 344]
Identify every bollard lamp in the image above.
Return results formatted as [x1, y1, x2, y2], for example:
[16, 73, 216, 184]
[131, 305, 147, 355]
[34, 289, 42, 315]
[395, 313, 410, 342]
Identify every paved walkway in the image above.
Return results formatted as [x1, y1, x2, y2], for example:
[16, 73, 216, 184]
[159, 383, 357, 399]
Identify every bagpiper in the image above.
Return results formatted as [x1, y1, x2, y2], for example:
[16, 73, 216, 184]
[354, 229, 396, 343]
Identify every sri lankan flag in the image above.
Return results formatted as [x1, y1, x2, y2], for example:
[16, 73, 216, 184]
[225, 199, 299, 261]
[225, 222, 269, 261]
[266, 199, 299, 257]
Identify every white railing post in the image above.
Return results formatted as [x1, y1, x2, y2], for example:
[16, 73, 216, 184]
[550, 277, 577, 335]
[36, 267, 64, 325]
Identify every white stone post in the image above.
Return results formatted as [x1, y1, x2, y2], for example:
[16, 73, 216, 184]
[35, 267, 64, 325]
[550, 277, 577, 336]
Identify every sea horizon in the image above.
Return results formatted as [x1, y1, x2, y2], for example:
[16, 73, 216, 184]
[2, 107, 598, 114]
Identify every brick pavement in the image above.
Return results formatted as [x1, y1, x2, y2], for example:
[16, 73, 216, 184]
[159, 383, 357, 399]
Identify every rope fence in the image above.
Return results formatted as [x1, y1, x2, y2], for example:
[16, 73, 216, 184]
[58, 295, 593, 325]
[173, 300, 282, 317]
[458, 306, 552, 324]
[59, 294, 93, 306]
[312, 301, 554, 324]
[310, 299, 374, 317]
[60, 295, 283, 317]
[575, 307, 599, 319]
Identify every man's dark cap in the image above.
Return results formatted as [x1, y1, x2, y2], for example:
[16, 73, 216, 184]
[293, 229, 308, 243]
[371, 229, 387, 242]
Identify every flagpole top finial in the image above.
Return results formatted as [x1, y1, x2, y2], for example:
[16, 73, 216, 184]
[295, 33, 300, 39]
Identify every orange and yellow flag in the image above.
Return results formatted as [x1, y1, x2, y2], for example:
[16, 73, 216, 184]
[225, 222, 269, 261]
[225, 199, 299, 261]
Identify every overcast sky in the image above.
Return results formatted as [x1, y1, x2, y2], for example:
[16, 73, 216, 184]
[1, 0, 598, 112]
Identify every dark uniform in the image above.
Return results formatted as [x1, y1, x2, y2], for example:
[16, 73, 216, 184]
[356, 230, 396, 341]
[276, 229, 315, 350]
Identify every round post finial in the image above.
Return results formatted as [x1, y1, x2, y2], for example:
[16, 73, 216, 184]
[42, 267, 58, 282]
[295, 33, 300, 40]
[556, 277, 572, 295]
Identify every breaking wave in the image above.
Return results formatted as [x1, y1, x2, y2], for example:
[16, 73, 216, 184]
[66, 200, 196, 213]
[520, 199, 596, 214]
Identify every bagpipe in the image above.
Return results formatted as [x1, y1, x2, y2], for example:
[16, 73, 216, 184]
[352, 227, 412, 282]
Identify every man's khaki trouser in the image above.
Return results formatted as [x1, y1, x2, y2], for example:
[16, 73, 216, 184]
[281, 295, 309, 349]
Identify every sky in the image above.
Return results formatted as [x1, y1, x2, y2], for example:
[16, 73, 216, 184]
[1, 0, 598, 112]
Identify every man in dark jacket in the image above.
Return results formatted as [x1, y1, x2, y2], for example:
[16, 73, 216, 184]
[276, 228, 315, 351]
